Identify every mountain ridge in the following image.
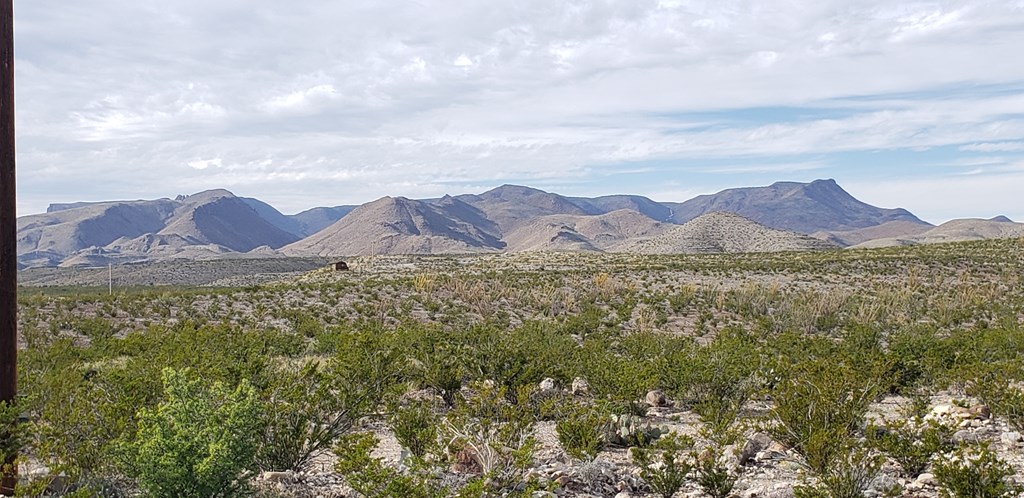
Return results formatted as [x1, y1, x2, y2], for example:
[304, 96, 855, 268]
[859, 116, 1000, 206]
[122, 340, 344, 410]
[18, 179, 1015, 267]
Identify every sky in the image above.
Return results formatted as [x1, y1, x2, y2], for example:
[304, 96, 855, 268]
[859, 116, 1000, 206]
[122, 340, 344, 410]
[12, 0, 1024, 223]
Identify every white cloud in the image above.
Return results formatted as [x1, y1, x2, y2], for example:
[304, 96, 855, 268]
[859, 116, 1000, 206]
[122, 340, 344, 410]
[890, 8, 965, 42]
[960, 141, 1024, 152]
[12, 0, 1024, 217]
[262, 84, 338, 114]
[187, 157, 222, 170]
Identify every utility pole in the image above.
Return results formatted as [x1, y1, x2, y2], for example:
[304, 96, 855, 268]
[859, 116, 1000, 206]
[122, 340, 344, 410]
[0, 0, 16, 494]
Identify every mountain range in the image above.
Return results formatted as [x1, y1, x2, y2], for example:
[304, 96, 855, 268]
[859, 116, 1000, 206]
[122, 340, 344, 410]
[16, 179, 1021, 268]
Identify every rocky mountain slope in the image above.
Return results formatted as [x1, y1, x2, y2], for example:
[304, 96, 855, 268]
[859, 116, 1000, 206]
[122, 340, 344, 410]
[21, 179, 1018, 266]
[17, 190, 300, 267]
[503, 209, 668, 252]
[612, 212, 838, 254]
[663, 179, 927, 233]
[812, 220, 935, 247]
[853, 218, 1024, 248]
[455, 185, 592, 234]
[283, 195, 505, 257]
[567, 194, 674, 221]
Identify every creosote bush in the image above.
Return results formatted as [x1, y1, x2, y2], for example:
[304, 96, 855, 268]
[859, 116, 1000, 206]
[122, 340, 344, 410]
[768, 349, 885, 474]
[120, 368, 261, 498]
[693, 447, 738, 498]
[335, 432, 446, 498]
[389, 399, 440, 463]
[631, 433, 695, 498]
[555, 402, 608, 461]
[443, 383, 538, 487]
[866, 417, 953, 477]
[793, 449, 892, 498]
[933, 443, 1024, 498]
[1, 399, 26, 486]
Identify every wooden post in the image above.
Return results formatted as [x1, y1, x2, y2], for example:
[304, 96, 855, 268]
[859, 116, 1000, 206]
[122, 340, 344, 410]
[0, 0, 16, 494]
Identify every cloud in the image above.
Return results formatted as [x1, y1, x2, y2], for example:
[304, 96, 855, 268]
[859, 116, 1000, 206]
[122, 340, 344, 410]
[187, 157, 222, 170]
[262, 84, 339, 114]
[11, 0, 1024, 219]
[960, 141, 1024, 152]
[699, 162, 826, 174]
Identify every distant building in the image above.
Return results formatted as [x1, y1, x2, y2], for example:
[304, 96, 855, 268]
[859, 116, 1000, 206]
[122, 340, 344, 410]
[333, 261, 349, 271]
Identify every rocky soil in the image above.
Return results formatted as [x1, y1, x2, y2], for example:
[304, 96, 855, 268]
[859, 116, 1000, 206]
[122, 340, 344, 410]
[254, 390, 1024, 498]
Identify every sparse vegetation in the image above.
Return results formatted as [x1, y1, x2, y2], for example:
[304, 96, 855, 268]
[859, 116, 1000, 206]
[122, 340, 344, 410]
[7, 238, 1024, 496]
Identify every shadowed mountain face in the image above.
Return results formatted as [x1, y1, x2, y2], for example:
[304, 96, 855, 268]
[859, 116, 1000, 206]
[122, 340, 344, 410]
[21, 179, 996, 266]
[567, 195, 674, 221]
[290, 206, 358, 236]
[160, 194, 300, 252]
[455, 185, 592, 233]
[17, 189, 300, 267]
[662, 179, 927, 233]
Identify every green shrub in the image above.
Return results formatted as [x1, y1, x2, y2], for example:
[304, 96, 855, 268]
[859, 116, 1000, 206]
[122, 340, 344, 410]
[967, 366, 1024, 432]
[769, 357, 883, 474]
[576, 337, 659, 415]
[933, 444, 1024, 498]
[631, 433, 694, 498]
[443, 383, 537, 487]
[389, 399, 439, 463]
[793, 449, 890, 498]
[555, 403, 608, 461]
[469, 322, 576, 402]
[257, 352, 395, 472]
[1, 399, 26, 485]
[120, 368, 261, 498]
[866, 418, 953, 477]
[335, 432, 446, 498]
[410, 336, 464, 409]
[21, 341, 128, 487]
[665, 328, 759, 428]
[693, 447, 738, 498]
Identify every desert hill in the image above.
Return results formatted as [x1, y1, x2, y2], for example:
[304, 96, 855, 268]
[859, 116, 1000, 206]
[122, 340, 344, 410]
[454, 185, 592, 234]
[612, 212, 839, 254]
[812, 220, 935, 247]
[283, 195, 505, 257]
[17, 189, 299, 267]
[853, 218, 1024, 248]
[663, 179, 927, 233]
[503, 209, 668, 252]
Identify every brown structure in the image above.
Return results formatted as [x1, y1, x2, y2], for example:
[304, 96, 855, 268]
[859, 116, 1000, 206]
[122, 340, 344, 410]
[0, 0, 16, 494]
[333, 261, 350, 271]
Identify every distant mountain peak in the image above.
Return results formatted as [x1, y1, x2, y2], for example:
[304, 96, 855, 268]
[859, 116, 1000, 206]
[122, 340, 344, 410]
[663, 179, 926, 233]
[19, 178, 948, 266]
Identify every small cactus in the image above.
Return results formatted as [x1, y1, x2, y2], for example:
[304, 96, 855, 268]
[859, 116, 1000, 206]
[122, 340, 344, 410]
[605, 413, 665, 447]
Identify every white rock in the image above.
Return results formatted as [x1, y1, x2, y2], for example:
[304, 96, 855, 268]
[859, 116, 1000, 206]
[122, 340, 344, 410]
[1002, 431, 1023, 444]
[645, 389, 668, 407]
[260, 471, 294, 483]
[539, 378, 557, 391]
[572, 377, 590, 395]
